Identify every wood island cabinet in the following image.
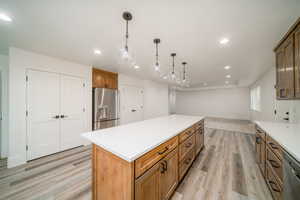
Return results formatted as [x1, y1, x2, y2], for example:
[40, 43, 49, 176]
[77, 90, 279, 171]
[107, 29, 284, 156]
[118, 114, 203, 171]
[92, 119, 205, 200]
[92, 68, 118, 89]
[274, 18, 300, 99]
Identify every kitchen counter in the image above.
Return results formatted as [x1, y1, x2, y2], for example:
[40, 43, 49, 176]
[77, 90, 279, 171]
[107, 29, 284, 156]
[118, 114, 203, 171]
[255, 121, 300, 162]
[82, 114, 204, 162]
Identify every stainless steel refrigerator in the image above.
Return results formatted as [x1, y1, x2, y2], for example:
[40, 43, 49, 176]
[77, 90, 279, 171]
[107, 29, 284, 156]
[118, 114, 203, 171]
[92, 88, 120, 130]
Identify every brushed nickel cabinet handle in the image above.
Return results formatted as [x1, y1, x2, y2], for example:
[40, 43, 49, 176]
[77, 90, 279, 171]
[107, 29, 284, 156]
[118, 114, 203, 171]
[269, 142, 279, 150]
[52, 115, 60, 119]
[268, 181, 280, 193]
[158, 147, 169, 155]
[268, 160, 280, 169]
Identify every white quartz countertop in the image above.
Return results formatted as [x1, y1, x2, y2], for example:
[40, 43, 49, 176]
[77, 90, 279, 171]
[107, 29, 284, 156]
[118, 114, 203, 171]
[82, 115, 204, 162]
[255, 121, 300, 161]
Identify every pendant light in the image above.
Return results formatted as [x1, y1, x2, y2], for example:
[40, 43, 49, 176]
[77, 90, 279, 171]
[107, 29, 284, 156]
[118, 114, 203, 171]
[182, 62, 187, 82]
[171, 53, 176, 80]
[120, 12, 133, 60]
[153, 38, 161, 71]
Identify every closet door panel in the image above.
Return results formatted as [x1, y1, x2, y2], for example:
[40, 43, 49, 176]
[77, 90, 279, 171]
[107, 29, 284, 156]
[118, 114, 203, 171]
[60, 75, 86, 150]
[27, 70, 60, 160]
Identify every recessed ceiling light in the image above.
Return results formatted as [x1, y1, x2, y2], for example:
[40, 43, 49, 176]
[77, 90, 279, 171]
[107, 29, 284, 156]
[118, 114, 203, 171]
[226, 75, 231, 78]
[224, 65, 231, 70]
[219, 38, 229, 45]
[94, 49, 102, 55]
[134, 65, 140, 69]
[0, 13, 12, 22]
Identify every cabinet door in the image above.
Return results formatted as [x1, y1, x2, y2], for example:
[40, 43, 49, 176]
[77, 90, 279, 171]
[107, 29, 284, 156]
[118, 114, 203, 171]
[92, 69, 106, 88]
[160, 149, 178, 200]
[255, 134, 261, 164]
[105, 73, 118, 89]
[276, 36, 295, 99]
[135, 161, 162, 200]
[295, 25, 300, 98]
[259, 139, 266, 177]
[195, 131, 201, 155]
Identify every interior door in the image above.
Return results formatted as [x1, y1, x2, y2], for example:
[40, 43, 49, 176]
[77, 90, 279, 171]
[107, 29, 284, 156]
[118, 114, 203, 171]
[27, 70, 60, 160]
[120, 85, 143, 124]
[60, 75, 86, 151]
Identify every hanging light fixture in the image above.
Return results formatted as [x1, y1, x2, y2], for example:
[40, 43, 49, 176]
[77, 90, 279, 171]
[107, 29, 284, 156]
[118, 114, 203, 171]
[182, 62, 187, 82]
[120, 11, 133, 60]
[171, 53, 176, 80]
[153, 38, 161, 71]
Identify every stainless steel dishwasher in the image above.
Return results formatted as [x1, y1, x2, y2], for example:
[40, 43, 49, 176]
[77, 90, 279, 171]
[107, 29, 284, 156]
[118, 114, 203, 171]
[283, 151, 300, 200]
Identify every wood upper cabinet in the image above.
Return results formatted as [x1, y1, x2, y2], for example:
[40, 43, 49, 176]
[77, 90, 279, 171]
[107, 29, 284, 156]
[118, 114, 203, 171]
[274, 18, 300, 99]
[275, 35, 295, 99]
[295, 25, 300, 98]
[92, 68, 118, 89]
[135, 148, 178, 200]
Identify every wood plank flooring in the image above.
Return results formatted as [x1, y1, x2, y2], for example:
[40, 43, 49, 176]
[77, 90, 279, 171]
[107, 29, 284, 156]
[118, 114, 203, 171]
[0, 128, 272, 200]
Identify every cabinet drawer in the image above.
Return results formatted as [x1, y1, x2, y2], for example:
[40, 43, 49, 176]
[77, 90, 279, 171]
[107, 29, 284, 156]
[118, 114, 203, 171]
[135, 137, 178, 178]
[179, 149, 195, 181]
[256, 125, 266, 141]
[266, 146, 283, 184]
[179, 134, 195, 161]
[179, 128, 194, 143]
[266, 162, 282, 200]
[266, 135, 283, 161]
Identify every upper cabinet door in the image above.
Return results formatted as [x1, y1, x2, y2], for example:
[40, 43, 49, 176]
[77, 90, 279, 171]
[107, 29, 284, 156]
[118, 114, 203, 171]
[275, 35, 295, 99]
[92, 68, 118, 89]
[295, 25, 300, 98]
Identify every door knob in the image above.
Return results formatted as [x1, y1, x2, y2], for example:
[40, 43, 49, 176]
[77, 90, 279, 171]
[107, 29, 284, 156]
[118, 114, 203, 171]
[131, 109, 136, 112]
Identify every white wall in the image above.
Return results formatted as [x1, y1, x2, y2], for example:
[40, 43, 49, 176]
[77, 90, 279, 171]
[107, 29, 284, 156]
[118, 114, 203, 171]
[0, 54, 9, 158]
[250, 67, 300, 123]
[118, 74, 169, 124]
[176, 87, 251, 120]
[8, 48, 92, 168]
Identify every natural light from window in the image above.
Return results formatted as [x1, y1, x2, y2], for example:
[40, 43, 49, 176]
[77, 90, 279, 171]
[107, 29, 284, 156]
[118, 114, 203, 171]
[250, 86, 261, 111]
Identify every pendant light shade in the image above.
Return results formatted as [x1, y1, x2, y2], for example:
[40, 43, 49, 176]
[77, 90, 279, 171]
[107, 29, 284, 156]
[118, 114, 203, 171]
[121, 12, 133, 60]
[171, 53, 176, 80]
[153, 38, 161, 71]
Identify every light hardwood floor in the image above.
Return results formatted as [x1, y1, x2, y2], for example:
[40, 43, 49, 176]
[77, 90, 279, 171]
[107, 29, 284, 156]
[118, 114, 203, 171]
[0, 128, 272, 200]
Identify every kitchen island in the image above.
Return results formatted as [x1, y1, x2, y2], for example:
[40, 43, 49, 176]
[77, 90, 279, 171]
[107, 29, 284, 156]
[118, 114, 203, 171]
[82, 115, 205, 200]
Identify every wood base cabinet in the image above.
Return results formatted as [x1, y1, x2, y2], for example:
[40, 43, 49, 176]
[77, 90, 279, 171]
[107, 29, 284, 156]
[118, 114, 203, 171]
[255, 124, 283, 200]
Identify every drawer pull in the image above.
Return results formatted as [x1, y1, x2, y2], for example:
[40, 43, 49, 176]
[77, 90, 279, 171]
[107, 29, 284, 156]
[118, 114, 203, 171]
[268, 180, 281, 193]
[269, 160, 280, 169]
[158, 147, 169, 155]
[185, 142, 193, 148]
[269, 142, 279, 150]
[184, 158, 192, 165]
[163, 160, 168, 172]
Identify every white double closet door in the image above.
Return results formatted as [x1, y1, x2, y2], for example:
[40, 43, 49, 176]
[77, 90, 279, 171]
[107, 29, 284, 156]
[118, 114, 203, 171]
[27, 70, 86, 160]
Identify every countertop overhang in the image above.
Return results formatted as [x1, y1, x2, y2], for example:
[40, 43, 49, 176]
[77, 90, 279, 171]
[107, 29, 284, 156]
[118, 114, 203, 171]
[255, 121, 300, 162]
[82, 115, 204, 162]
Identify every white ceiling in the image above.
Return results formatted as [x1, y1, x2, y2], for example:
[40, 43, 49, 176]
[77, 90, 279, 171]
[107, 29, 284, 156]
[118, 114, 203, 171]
[0, 0, 300, 88]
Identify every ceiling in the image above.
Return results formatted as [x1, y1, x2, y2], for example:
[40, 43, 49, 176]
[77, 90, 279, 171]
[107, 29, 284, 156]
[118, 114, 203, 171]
[0, 0, 299, 88]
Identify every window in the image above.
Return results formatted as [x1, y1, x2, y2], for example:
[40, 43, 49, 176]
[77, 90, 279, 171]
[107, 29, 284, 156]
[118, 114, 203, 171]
[251, 86, 261, 111]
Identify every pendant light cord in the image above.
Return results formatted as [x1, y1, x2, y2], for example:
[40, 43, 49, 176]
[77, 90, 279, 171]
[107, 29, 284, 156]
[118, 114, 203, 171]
[125, 20, 129, 51]
[156, 43, 159, 66]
